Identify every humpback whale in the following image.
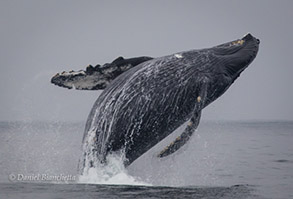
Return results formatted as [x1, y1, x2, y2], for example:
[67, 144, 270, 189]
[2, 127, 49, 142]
[51, 33, 259, 173]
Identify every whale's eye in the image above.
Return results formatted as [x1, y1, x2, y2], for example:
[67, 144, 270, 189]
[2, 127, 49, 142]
[230, 40, 244, 46]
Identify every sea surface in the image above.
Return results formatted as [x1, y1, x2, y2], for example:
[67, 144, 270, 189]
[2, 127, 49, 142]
[0, 121, 292, 199]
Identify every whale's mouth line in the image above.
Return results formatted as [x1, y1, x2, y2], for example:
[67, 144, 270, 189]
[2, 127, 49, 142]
[213, 33, 259, 57]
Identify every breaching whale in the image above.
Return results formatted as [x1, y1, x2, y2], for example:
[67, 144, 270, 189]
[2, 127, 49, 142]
[51, 33, 259, 173]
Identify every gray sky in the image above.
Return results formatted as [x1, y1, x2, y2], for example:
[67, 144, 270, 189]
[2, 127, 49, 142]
[0, 0, 292, 122]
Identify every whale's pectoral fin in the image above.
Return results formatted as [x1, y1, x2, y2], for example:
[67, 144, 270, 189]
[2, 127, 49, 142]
[158, 82, 208, 158]
[51, 56, 153, 90]
[157, 111, 201, 158]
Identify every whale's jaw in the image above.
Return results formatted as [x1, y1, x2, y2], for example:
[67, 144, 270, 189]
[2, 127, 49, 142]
[214, 33, 260, 80]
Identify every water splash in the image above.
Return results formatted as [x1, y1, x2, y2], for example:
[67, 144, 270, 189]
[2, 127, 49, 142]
[78, 153, 150, 186]
[79, 117, 150, 186]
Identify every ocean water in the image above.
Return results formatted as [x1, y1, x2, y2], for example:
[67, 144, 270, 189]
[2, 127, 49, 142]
[0, 121, 292, 199]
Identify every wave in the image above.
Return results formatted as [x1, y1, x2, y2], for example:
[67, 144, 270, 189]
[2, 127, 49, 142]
[78, 153, 150, 186]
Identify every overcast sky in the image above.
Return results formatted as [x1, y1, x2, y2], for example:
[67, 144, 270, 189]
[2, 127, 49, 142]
[0, 0, 292, 122]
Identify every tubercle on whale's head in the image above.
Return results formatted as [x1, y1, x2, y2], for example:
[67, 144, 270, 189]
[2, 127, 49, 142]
[213, 33, 260, 81]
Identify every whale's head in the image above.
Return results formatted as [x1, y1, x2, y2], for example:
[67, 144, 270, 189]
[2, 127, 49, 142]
[213, 33, 260, 81]
[200, 33, 259, 106]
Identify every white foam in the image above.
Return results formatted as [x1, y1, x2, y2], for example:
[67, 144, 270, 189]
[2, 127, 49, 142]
[78, 153, 151, 186]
